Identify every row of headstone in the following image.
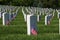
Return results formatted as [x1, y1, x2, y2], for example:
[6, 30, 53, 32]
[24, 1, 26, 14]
[56, 9, 60, 19]
[27, 7, 54, 15]
[2, 6, 20, 25]
[22, 7, 55, 23]
[0, 5, 17, 19]
[56, 9, 60, 34]
[22, 7, 57, 35]
[22, 7, 40, 22]
[22, 8, 55, 35]
[45, 14, 53, 25]
[28, 7, 55, 23]
[22, 7, 60, 35]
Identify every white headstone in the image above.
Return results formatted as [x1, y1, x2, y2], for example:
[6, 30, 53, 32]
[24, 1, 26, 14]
[27, 15, 32, 35]
[27, 14, 37, 35]
[59, 19, 60, 34]
[45, 15, 48, 25]
[0, 12, 1, 18]
[2, 12, 6, 25]
[22, 8, 27, 22]
[37, 15, 39, 22]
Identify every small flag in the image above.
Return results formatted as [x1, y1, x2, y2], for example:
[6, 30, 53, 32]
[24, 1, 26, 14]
[13, 14, 16, 19]
[6, 20, 10, 25]
[31, 28, 37, 35]
[48, 21, 50, 25]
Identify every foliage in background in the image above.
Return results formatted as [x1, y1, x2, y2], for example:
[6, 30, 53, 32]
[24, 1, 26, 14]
[0, 0, 60, 8]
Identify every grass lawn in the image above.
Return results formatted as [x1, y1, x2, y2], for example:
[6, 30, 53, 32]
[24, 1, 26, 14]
[0, 7, 60, 40]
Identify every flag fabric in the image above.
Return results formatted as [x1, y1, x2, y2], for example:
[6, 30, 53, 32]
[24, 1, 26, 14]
[31, 28, 37, 35]
[48, 21, 50, 25]
[6, 20, 10, 25]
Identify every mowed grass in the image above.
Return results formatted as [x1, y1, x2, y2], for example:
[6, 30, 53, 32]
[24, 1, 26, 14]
[0, 8, 60, 40]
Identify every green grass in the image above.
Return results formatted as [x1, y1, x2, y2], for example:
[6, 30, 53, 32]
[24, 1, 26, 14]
[0, 7, 60, 40]
[0, 33, 60, 40]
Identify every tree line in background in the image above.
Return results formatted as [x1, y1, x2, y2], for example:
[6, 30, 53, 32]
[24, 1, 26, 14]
[0, 0, 60, 8]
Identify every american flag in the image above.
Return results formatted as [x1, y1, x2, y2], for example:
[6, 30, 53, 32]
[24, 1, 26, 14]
[48, 21, 50, 25]
[31, 27, 37, 35]
[6, 20, 10, 25]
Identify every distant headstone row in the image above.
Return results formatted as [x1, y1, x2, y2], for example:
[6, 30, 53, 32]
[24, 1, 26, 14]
[22, 7, 55, 25]
[0, 5, 20, 25]
[56, 9, 60, 34]
[22, 7, 57, 35]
